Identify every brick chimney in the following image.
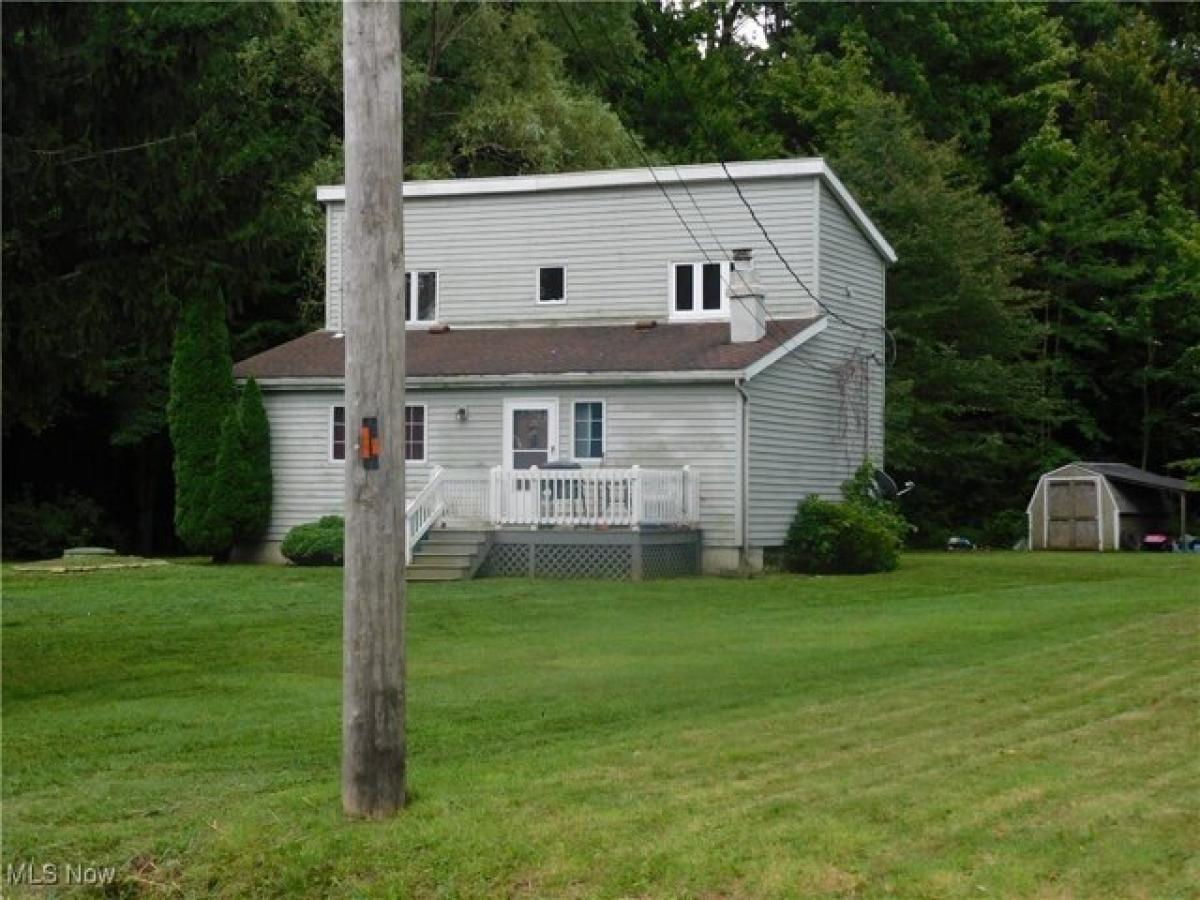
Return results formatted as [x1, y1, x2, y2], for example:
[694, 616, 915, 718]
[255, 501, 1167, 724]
[729, 248, 766, 343]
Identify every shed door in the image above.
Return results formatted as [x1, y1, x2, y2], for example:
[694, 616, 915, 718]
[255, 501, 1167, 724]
[1046, 480, 1099, 550]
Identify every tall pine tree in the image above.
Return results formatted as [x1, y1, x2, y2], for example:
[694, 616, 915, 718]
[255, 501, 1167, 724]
[167, 288, 234, 554]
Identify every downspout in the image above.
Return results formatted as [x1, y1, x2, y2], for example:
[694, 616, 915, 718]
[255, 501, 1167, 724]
[736, 376, 750, 569]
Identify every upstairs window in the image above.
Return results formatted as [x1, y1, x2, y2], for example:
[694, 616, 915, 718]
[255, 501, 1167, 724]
[537, 266, 566, 304]
[573, 401, 605, 460]
[331, 404, 426, 462]
[670, 261, 730, 319]
[405, 271, 438, 323]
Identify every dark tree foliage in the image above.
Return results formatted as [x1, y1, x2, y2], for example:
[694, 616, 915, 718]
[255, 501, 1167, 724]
[4, 1, 1198, 551]
[167, 289, 234, 554]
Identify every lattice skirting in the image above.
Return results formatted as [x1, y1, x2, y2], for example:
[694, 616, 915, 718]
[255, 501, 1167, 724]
[478, 529, 699, 580]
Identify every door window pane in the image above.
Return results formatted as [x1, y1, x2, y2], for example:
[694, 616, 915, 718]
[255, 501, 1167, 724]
[512, 408, 549, 469]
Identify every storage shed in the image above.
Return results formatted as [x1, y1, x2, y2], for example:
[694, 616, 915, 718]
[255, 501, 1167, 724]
[1027, 462, 1196, 551]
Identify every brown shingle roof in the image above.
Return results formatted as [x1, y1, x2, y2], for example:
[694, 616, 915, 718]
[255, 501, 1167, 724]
[234, 318, 820, 381]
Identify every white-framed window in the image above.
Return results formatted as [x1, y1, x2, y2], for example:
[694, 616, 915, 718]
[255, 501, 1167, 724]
[404, 403, 427, 463]
[331, 404, 427, 463]
[330, 405, 347, 462]
[572, 400, 605, 461]
[536, 265, 567, 304]
[669, 261, 730, 319]
[405, 271, 438, 323]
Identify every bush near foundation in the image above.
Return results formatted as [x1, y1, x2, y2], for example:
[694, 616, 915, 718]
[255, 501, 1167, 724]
[280, 516, 344, 566]
[782, 462, 908, 575]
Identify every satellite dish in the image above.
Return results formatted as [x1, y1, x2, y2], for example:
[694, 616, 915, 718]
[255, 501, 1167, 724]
[871, 469, 898, 500]
[871, 469, 916, 500]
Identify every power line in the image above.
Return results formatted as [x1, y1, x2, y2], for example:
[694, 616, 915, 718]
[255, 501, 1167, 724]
[552, 2, 870, 379]
[638, 16, 892, 355]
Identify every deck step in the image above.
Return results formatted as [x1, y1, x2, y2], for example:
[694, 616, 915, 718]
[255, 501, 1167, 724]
[408, 528, 493, 582]
[412, 552, 476, 567]
[414, 542, 483, 556]
[424, 530, 489, 544]
[407, 566, 472, 582]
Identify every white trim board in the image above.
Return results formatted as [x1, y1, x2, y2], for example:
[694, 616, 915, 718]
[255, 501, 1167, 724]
[317, 158, 897, 265]
[742, 318, 830, 381]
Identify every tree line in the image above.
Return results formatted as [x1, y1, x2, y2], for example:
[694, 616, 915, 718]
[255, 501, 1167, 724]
[3, 1, 1197, 554]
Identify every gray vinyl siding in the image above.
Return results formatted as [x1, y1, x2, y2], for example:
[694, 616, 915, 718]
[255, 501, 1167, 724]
[325, 205, 344, 332]
[323, 176, 819, 331]
[262, 383, 740, 547]
[745, 184, 887, 547]
[261, 389, 345, 541]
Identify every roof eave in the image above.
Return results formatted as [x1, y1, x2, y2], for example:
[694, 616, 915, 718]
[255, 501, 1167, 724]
[316, 158, 897, 265]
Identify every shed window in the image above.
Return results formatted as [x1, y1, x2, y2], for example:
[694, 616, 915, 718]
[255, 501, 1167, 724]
[331, 404, 426, 462]
[538, 266, 566, 304]
[670, 262, 729, 318]
[573, 401, 604, 460]
[405, 271, 438, 322]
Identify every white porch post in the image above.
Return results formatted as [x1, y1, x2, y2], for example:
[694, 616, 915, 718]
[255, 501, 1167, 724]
[631, 464, 643, 530]
[489, 465, 502, 525]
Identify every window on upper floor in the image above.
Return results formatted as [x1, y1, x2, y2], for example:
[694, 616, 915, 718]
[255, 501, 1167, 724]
[331, 404, 426, 462]
[537, 266, 566, 304]
[572, 401, 604, 460]
[670, 261, 730, 319]
[405, 271, 438, 323]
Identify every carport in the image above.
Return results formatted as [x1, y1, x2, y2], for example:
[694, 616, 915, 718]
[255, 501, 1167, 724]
[1026, 462, 1195, 551]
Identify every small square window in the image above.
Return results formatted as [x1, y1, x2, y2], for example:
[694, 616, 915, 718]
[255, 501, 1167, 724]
[538, 266, 566, 304]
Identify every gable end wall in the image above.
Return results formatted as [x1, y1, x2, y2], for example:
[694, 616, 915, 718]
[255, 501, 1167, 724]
[745, 182, 886, 547]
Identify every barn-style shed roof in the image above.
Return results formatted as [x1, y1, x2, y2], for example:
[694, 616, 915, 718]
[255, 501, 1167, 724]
[1071, 462, 1196, 493]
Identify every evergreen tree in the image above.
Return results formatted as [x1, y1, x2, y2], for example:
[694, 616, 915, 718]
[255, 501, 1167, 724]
[167, 288, 234, 554]
[209, 377, 273, 545]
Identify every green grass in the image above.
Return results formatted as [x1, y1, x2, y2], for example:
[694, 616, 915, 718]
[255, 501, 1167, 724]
[3, 554, 1197, 898]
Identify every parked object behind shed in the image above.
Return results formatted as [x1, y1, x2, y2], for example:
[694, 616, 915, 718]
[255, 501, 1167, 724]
[1026, 462, 1196, 551]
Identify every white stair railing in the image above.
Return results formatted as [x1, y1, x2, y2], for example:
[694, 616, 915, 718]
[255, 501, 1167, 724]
[405, 466, 445, 564]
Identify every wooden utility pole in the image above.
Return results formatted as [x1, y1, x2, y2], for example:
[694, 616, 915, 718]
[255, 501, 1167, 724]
[342, 0, 407, 818]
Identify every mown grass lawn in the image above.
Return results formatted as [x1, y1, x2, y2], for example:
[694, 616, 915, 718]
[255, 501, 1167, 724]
[3, 553, 1197, 898]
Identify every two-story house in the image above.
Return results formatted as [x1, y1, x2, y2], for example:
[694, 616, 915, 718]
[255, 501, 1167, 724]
[233, 158, 896, 578]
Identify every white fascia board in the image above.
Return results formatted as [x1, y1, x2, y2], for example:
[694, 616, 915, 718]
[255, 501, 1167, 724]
[248, 370, 743, 391]
[741, 318, 830, 382]
[1024, 475, 1043, 513]
[316, 158, 897, 265]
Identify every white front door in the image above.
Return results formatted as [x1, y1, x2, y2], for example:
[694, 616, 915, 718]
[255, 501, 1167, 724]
[502, 399, 558, 521]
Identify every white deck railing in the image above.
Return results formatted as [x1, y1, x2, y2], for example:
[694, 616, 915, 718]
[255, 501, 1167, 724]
[406, 465, 700, 552]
